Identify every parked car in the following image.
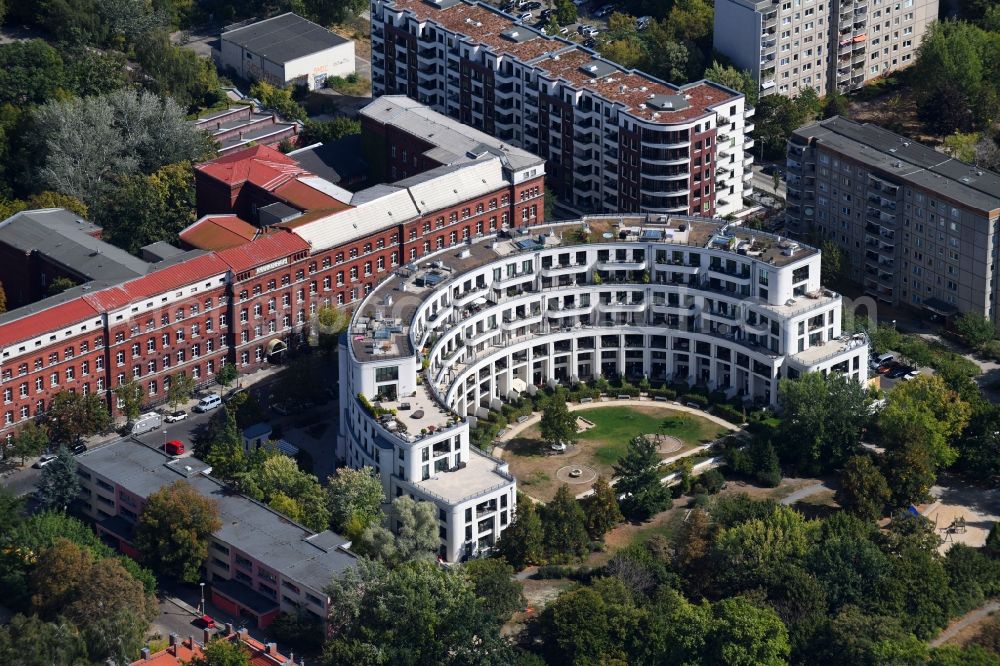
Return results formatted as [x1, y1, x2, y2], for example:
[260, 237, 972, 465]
[33, 454, 57, 469]
[594, 4, 615, 17]
[539, 8, 553, 19]
[636, 15, 652, 29]
[518, 12, 533, 21]
[194, 394, 222, 413]
[559, 26, 570, 34]
[887, 365, 912, 379]
[71, 443, 87, 455]
[903, 369, 922, 381]
[164, 440, 185, 456]
[582, 37, 598, 48]
[522, 1, 542, 10]
[195, 615, 216, 629]
[165, 410, 187, 423]
[876, 362, 899, 375]
[581, 25, 599, 36]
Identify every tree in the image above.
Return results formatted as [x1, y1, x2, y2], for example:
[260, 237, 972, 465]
[879, 374, 971, 469]
[539, 390, 577, 449]
[202, 405, 247, 482]
[673, 507, 712, 597]
[823, 91, 851, 119]
[665, 0, 713, 42]
[541, 484, 590, 562]
[37, 446, 81, 511]
[912, 21, 1000, 134]
[464, 558, 525, 622]
[326, 466, 385, 537]
[614, 435, 671, 519]
[357, 496, 438, 563]
[32, 89, 210, 207]
[136, 30, 222, 111]
[167, 372, 195, 410]
[704, 61, 758, 106]
[249, 454, 331, 531]
[0, 614, 87, 666]
[324, 559, 512, 665]
[299, 117, 362, 145]
[46, 391, 111, 445]
[45, 276, 76, 296]
[249, 81, 306, 121]
[539, 582, 636, 665]
[267, 610, 324, 656]
[836, 455, 890, 521]
[955, 402, 1000, 482]
[497, 495, 544, 568]
[115, 376, 145, 422]
[820, 240, 843, 286]
[713, 505, 813, 590]
[216, 362, 238, 388]
[584, 474, 623, 540]
[10, 420, 48, 466]
[554, 0, 578, 25]
[642, 20, 691, 83]
[777, 372, 870, 474]
[135, 480, 221, 583]
[706, 596, 791, 666]
[0, 40, 66, 106]
[955, 312, 995, 349]
[190, 638, 252, 666]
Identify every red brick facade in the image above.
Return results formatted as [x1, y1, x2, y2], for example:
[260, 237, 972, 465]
[0, 143, 545, 442]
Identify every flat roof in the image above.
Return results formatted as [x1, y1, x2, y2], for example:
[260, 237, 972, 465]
[360, 96, 545, 172]
[380, 0, 743, 123]
[78, 440, 356, 592]
[351, 214, 818, 362]
[793, 117, 1000, 215]
[412, 447, 513, 503]
[288, 135, 368, 185]
[222, 12, 350, 64]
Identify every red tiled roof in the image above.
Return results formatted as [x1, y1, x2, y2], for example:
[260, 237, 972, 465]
[272, 179, 351, 212]
[120, 254, 231, 300]
[131, 638, 203, 665]
[0, 297, 101, 349]
[196, 145, 309, 190]
[180, 215, 259, 251]
[216, 229, 311, 274]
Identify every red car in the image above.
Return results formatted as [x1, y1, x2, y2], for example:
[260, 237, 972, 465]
[877, 362, 899, 375]
[196, 614, 216, 629]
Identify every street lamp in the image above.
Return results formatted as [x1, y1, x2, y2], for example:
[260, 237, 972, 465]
[891, 319, 897, 330]
[162, 430, 168, 453]
[200, 582, 205, 615]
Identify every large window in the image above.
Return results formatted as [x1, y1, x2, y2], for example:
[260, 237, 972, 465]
[375, 366, 399, 382]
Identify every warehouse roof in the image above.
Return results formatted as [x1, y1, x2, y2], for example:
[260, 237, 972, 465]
[222, 12, 350, 64]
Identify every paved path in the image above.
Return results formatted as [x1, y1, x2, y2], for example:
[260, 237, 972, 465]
[930, 601, 999, 647]
[780, 481, 833, 505]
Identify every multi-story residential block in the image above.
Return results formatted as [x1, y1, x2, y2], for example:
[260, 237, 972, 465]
[76, 440, 356, 628]
[785, 116, 1000, 323]
[369, 0, 754, 217]
[0, 99, 546, 444]
[339, 213, 867, 560]
[714, 0, 937, 97]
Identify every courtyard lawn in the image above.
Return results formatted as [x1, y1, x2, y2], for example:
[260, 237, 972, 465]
[501, 404, 730, 502]
[579, 406, 724, 466]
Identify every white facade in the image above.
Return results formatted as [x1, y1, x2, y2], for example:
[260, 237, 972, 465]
[338, 214, 868, 561]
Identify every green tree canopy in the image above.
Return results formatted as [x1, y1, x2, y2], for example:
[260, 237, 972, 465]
[836, 455, 890, 522]
[777, 371, 871, 474]
[36, 446, 81, 511]
[326, 466, 385, 538]
[539, 389, 577, 449]
[541, 484, 590, 562]
[10, 420, 48, 466]
[135, 480, 221, 583]
[497, 495, 544, 569]
[45, 391, 111, 445]
[584, 474, 623, 540]
[614, 435, 671, 519]
[463, 558, 525, 623]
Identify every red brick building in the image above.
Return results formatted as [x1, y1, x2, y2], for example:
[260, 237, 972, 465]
[0, 98, 546, 442]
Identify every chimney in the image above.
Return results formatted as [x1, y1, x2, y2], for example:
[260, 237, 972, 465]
[168, 633, 178, 647]
[140, 648, 151, 660]
[204, 628, 212, 645]
[238, 628, 250, 642]
[265, 642, 278, 654]
[225, 622, 235, 636]
[188, 636, 195, 651]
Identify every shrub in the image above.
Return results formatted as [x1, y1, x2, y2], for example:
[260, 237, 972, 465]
[708, 390, 728, 405]
[683, 393, 709, 408]
[698, 469, 726, 494]
[713, 403, 746, 424]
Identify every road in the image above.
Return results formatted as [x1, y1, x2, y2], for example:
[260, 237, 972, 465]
[779, 480, 833, 505]
[751, 165, 787, 200]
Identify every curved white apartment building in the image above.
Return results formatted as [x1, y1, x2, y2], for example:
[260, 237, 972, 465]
[338, 214, 868, 561]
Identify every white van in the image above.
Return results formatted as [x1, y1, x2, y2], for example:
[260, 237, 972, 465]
[130, 412, 162, 435]
[194, 394, 222, 413]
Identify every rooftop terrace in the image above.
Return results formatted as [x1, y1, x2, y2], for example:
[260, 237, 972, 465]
[381, 0, 741, 123]
[349, 214, 820, 364]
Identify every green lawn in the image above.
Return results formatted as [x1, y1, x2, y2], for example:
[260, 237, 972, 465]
[578, 406, 727, 466]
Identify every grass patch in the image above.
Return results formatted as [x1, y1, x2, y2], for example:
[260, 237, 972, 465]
[578, 407, 726, 466]
[327, 74, 371, 96]
[629, 511, 686, 547]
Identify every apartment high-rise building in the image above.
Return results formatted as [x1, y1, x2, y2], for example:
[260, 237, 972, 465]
[713, 0, 937, 98]
[785, 117, 1000, 324]
[370, 0, 755, 218]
